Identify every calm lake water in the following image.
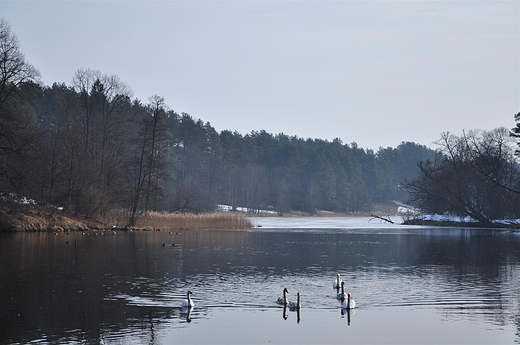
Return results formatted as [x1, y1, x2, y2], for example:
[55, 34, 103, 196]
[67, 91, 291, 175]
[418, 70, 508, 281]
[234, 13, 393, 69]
[1, 217, 519, 344]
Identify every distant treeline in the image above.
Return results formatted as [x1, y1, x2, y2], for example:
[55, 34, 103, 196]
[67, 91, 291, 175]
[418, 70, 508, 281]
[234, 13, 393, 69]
[8, 76, 437, 219]
[0, 18, 440, 224]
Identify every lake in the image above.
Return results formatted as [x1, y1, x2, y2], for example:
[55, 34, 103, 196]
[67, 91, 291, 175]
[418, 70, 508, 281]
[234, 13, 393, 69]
[1, 217, 519, 344]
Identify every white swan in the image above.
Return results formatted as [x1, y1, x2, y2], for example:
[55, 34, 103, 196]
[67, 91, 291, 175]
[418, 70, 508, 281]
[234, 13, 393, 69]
[333, 273, 343, 289]
[342, 292, 356, 310]
[336, 281, 347, 300]
[288, 292, 301, 311]
[181, 290, 194, 308]
[276, 288, 289, 305]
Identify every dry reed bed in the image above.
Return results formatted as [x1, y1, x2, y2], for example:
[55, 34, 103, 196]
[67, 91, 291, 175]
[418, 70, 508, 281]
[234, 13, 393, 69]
[133, 211, 253, 230]
[0, 199, 253, 232]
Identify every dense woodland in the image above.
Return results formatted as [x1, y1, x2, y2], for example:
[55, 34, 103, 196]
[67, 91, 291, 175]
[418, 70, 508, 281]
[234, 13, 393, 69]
[5, 75, 438, 221]
[1, 18, 519, 226]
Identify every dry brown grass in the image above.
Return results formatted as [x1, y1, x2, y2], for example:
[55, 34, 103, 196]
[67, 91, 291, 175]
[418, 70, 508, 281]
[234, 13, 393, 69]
[0, 202, 90, 232]
[96, 209, 132, 227]
[0, 198, 253, 232]
[133, 211, 253, 230]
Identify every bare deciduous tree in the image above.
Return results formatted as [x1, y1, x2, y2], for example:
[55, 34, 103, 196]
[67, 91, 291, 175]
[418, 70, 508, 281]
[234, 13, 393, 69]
[0, 18, 41, 193]
[128, 95, 171, 225]
[405, 129, 520, 223]
[511, 112, 520, 157]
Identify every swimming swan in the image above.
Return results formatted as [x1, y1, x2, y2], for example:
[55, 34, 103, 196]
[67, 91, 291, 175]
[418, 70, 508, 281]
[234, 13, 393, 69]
[288, 292, 301, 311]
[333, 273, 343, 289]
[181, 290, 194, 308]
[277, 288, 289, 305]
[342, 292, 356, 310]
[336, 281, 347, 300]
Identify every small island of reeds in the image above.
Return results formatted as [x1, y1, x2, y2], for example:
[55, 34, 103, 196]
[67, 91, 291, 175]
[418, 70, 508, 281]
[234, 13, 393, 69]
[130, 211, 252, 231]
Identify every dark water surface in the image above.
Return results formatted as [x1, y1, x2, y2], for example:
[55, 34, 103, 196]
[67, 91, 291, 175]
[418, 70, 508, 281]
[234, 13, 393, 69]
[1, 217, 519, 344]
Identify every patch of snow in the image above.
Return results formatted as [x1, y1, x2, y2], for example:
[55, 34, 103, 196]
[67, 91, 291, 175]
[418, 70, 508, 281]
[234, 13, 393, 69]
[493, 219, 520, 225]
[216, 204, 277, 215]
[0, 192, 37, 205]
[397, 206, 421, 215]
[413, 211, 520, 225]
[0, 192, 63, 211]
[418, 212, 477, 223]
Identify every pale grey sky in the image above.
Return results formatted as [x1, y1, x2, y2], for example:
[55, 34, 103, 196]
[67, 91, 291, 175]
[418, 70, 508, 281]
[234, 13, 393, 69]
[1, 1, 518, 150]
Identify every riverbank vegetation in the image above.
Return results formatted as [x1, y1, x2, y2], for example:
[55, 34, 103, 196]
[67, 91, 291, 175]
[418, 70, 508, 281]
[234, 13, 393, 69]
[133, 211, 252, 230]
[0, 18, 437, 230]
[0, 17, 518, 230]
[403, 125, 520, 227]
[0, 195, 252, 232]
[97, 208, 252, 230]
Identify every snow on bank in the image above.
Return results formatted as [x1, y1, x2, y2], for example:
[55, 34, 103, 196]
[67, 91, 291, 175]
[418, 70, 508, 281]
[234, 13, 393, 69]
[216, 204, 277, 215]
[0, 192, 37, 205]
[398, 205, 520, 226]
[0, 193, 64, 211]
[418, 213, 476, 223]
[415, 213, 520, 226]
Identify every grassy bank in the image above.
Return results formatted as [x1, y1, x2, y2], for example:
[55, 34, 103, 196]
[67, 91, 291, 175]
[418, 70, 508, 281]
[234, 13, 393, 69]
[0, 198, 253, 232]
[0, 201, 92, 232]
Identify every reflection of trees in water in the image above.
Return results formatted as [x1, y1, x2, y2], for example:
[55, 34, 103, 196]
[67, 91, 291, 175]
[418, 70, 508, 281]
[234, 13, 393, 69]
[0, 232, 187, 344]
[401, 230, 520, 337]
[177, 228, 520, 336]
[1, 229, 519, 343]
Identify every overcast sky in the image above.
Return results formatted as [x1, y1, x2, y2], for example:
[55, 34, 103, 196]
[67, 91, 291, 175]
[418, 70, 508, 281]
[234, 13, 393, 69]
[1, 1, 518, 150]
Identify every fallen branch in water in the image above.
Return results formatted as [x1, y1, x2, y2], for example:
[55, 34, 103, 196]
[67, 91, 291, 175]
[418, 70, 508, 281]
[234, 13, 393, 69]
[370, 213, 394, 224]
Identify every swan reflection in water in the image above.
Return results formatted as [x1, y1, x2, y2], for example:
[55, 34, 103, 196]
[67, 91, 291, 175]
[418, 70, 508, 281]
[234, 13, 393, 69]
[289, 292, 301, 323]
[281, 301, 301, 323]
[341, 307, 353, 325]
[181, 306, 193, 323]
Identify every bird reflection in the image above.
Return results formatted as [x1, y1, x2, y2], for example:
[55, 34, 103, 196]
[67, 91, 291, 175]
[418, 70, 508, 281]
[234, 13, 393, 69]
[340, 308, 352, 325]
[182, 306, 193, 323]
[281, 303, 301, 323]
[282, 305, 288, 320]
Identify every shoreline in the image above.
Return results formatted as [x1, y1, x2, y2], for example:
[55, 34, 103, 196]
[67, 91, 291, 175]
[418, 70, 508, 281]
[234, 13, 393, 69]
[0, 201, 253, 232]
[402, 218, 520, 230]
[2, 198, 518, 232]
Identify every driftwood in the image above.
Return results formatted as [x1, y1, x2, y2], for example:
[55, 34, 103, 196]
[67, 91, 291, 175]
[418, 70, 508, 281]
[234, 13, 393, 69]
[370, 213, 394, 224]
